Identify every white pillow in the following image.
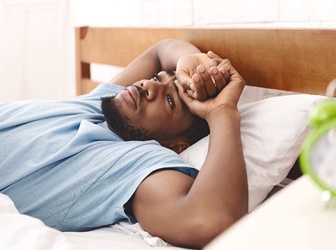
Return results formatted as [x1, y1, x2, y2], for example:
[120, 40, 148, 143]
[180, 93, 328, 211]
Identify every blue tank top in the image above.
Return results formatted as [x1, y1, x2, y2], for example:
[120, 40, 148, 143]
[0, 84, 198, 231]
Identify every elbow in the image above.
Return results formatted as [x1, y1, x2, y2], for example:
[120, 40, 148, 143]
[188, 196, 248, 248]
[185, 212, 246, 249]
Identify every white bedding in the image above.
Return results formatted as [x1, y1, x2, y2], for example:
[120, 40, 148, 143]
[0, 193, 188, 250]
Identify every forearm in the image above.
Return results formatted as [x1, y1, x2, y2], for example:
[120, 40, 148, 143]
[175, 59, 248, 220]
[170, 58, 247, 247]
[109, 39, 201, 86]
[156, 39, 201, 71]
[191, 108, 248, 218]
[166, 108, 248, 248]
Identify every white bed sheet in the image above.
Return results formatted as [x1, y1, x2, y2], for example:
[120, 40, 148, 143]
[0, 193, 190, 250]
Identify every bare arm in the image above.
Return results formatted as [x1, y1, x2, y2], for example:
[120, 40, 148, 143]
[109, 39, 227, 97]
[109, 39, 201, 86]
[132, 61, 248, 249]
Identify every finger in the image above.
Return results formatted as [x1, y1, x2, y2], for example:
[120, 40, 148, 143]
[210, 58, 221, 67]
[192, 74, 207, 101]
[217, 59, 232, 81]
[175, 80, 206, 118]
[219, 68, 230, 82]
[207, 51, 221, 59]
[219, 66, 246, 105]
[229, 66, 246, 91]
[197, 65, 217, 98]
[210, 59, 218, 67]
[175, 70, 193, 91]
[210, 66, 227, 93]
[175, 80, 194, 107]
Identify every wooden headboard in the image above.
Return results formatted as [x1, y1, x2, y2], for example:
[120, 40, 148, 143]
[76, 27, 336, 96]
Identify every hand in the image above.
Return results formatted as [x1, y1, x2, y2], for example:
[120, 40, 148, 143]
[176, 60, 245, 120]
[176, 52, 230, 101]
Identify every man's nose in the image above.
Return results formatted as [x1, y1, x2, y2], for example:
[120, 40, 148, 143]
[141, 80, 166, 101]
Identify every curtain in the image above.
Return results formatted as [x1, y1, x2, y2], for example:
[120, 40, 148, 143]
[0, 0, 75, 102]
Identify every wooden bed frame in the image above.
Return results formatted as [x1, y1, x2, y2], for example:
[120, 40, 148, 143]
[76, 27, 336, 96]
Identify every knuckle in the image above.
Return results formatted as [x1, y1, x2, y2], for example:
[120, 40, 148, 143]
[223, 59, 231, 64]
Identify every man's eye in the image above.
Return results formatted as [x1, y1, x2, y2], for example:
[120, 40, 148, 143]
[166, 94, 175, 109]
[152, 75, 159, 82]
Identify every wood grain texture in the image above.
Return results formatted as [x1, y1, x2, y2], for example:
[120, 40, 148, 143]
[76, 27, 336, 96]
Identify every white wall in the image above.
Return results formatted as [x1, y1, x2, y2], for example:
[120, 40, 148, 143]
[71, 0, 336, 28]
[0, 0, 74, 102]
[1, 0, 335, 101]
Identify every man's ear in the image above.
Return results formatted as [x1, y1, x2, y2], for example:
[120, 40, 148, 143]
[169, 140, 190, 154]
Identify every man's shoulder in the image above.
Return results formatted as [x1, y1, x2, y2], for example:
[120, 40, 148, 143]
[92, 83, 124, 96]
[75, 83, 124, 101]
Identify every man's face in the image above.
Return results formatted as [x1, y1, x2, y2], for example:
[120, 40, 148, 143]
[101, 71, 194, 147]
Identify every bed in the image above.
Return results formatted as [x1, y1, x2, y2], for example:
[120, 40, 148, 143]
[1, 27, 336, 250]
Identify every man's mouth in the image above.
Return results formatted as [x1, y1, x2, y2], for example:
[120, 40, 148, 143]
[123, 86, 140, 110]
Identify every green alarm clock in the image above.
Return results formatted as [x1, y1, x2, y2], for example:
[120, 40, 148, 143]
[300, 99, 336, 196]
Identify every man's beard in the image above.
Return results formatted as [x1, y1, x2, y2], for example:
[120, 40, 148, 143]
[101, 95, 154, 142]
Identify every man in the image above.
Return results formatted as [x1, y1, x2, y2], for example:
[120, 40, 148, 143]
[0, 39, 247, 249]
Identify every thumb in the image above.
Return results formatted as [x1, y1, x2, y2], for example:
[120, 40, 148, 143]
[175, 80, 194, 106]
[176, 80, 207, 119]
